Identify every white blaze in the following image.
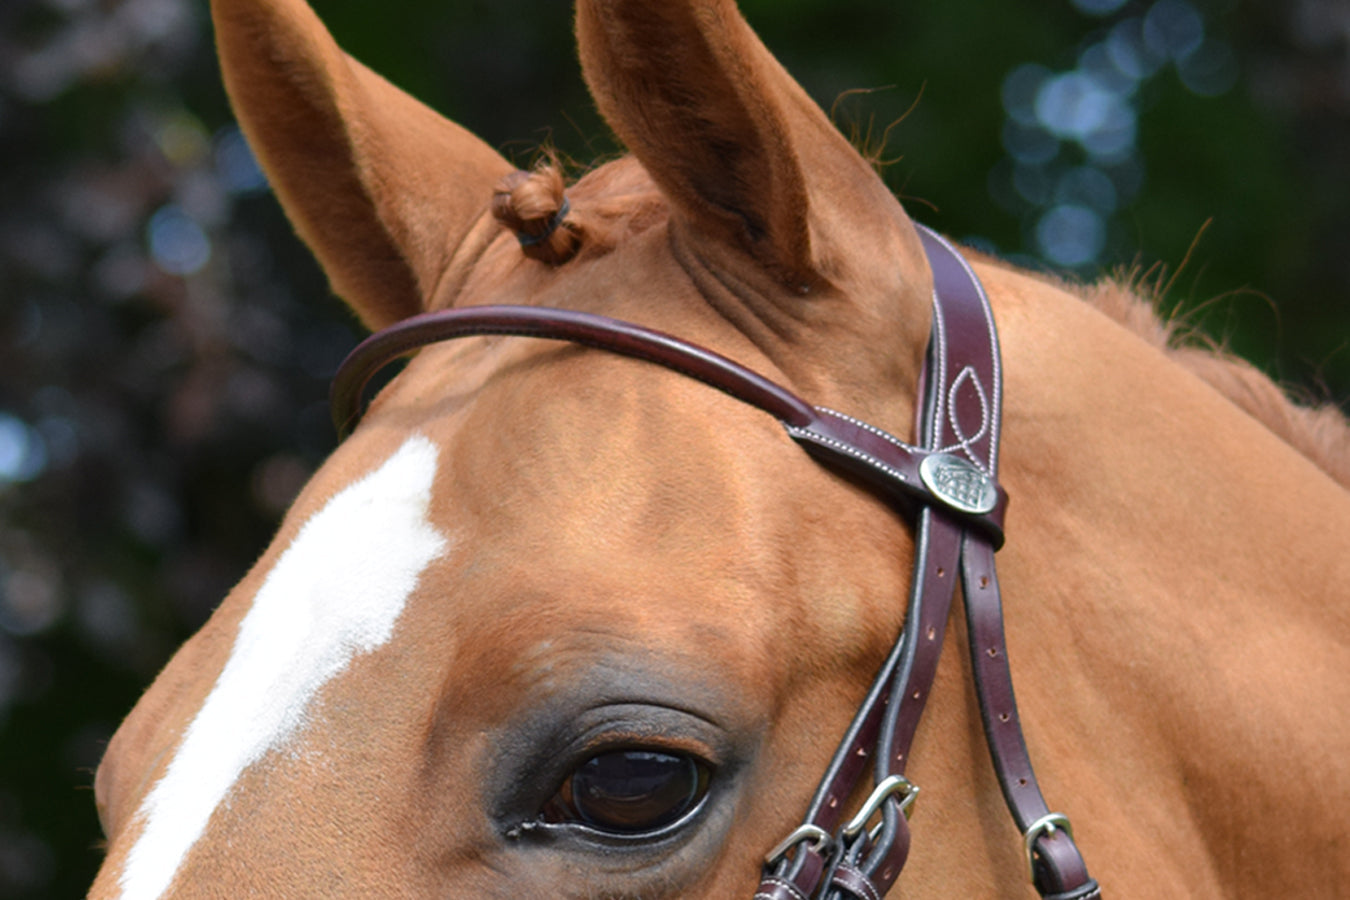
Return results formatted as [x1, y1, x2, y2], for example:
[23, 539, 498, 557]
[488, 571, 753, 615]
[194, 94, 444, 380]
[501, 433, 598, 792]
[119, 435, 447, 900]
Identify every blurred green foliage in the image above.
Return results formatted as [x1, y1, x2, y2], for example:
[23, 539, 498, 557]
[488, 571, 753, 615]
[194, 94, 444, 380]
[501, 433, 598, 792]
[0, 0, 1345, 896]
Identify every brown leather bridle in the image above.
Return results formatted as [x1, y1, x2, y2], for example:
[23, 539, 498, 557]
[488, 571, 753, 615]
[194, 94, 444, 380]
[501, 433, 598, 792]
[329, 224, 1101, 900]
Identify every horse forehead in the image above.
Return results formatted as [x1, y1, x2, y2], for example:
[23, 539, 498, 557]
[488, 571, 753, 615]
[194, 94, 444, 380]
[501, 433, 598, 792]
[400, 353, 905, 684]
[112, 435, 450, 900]
[101, 343, 907, 894]
[399, 343, 787, 521]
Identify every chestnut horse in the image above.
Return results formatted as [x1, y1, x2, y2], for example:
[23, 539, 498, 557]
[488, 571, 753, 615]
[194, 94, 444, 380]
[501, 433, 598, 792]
[89, 0, 1350, 897]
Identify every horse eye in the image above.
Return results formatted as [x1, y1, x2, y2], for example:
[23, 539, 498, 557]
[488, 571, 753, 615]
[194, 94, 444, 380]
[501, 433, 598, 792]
[545, 749, 709, 834]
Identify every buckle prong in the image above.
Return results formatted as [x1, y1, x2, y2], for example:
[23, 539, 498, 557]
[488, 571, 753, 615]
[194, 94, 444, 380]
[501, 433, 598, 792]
[840, 775, 920, 839]
[1023, 812, 1073, 883]
[764, 824, 833, 867]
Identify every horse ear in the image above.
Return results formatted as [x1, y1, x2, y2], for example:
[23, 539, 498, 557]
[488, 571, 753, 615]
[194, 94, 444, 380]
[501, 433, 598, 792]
[212, 0, 514, 328]
[576, 0, 900, 291]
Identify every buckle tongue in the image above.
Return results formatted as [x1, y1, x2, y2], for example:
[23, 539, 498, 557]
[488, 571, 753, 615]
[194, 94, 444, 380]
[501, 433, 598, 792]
[1023, 812, 1074, 883]
[764, 824, 833, 867]
[840, 775, 920, 839]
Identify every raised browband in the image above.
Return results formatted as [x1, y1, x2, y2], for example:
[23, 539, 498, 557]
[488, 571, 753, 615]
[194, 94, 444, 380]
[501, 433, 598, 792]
[330, 303, 1007, 545]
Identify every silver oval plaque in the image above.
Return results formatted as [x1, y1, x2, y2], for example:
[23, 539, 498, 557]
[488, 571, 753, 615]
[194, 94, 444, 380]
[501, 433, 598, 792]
[918, 453, 998, 515]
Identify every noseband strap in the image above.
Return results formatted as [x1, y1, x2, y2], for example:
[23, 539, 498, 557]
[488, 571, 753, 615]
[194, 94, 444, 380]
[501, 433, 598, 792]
[329, 224, 1097, 898]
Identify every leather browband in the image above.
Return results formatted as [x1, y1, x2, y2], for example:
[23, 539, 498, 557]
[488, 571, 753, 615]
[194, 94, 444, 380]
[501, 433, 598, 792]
[330, 297, 1009, 545]
[328, 223, 1098, 899]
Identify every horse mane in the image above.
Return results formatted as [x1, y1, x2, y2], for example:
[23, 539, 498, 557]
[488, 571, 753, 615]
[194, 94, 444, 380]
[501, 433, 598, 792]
[964, 248, 1349, 488]
[1075, 276, 1350, 490]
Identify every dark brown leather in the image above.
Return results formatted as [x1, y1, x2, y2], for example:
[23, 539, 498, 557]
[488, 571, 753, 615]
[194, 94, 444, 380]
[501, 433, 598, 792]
[330, 305, 1005, 540]
[829, 863, 885, 900]
[330, 304, 814, 436]
[1044, 879, 1104, 900]
[328, 223, 1096, 898]
[755, 873, 814, 900]
[788, 409, 1007, 547]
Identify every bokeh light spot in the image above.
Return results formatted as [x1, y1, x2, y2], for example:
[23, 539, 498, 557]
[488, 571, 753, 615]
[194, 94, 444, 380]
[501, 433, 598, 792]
[147, 204, 211, 275]
[0, 414, 48, 484]
[214, 126, 268, 195]
[154, 110, 210, 167]
[1071, 0, 1130, 16]
[1002, 63, 1053, 126]
[1035, 72, 1117, 141]
[0, 569, 64, 637]
[1002, 120, 1060, 166]
[1180, 40, 1239, 96]
[1107, 18, 1166, 81]
[1078, 41, 1140, 96]
[1036, 205, 1106, 267]
[1056, 167, 1119, 213]
[1081, 103, 1137, 163]
[1144, 0, 1205, 63]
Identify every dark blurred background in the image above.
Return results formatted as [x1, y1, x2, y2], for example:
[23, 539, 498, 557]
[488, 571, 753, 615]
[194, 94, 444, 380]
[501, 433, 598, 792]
[0, 0, 1346, 895]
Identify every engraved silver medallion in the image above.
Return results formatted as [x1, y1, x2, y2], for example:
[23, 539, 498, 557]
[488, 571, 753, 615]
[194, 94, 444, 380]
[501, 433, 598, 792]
[918, 453, 997, 515]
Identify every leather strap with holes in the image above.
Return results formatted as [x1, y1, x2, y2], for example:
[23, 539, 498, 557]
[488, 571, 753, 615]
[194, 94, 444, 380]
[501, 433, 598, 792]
[329, 225, 1096, 898]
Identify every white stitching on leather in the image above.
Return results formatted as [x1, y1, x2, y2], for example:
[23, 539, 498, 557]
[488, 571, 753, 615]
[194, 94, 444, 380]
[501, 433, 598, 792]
[1069, 889, 1102, 900]
[814, 408, 920, 454]
[929, 285, 949, 450]
[786, 427, 909, 483]
[756, 875, 810, 900]
[833, 869, 882, 900]
[922, 225, 1002, 470]
[938, 365, 991, 473]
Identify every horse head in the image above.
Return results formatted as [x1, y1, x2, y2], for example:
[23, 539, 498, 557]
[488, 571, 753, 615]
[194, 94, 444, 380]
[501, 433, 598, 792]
[89, 0, 1350, 898]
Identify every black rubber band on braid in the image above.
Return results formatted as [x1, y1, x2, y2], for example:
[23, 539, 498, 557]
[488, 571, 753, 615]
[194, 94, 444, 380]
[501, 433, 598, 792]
[516, 196, 570, 247]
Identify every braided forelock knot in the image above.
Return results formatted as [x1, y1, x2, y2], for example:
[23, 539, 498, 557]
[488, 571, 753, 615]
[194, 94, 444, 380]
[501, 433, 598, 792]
[491, 164, 580, 264]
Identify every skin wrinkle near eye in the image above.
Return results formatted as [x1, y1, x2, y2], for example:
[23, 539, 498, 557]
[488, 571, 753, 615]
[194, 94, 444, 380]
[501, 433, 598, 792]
[116, 436, 448, 900]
